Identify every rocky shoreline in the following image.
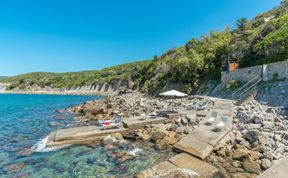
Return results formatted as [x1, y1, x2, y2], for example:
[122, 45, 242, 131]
[0, 89, 112, 96]
[64, 88, 288, 178]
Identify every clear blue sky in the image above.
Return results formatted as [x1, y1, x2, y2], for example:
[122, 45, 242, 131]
[0, 0, 282, 76]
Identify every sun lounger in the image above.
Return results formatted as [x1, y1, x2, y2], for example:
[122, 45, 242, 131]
[186, 101, 198, 110]
[197, 101, 209, 110]
[100, 116, 123, 130]
[205, 111, 218, 125]
[212, 117, 227, 132]
[139, 115, 149, 121]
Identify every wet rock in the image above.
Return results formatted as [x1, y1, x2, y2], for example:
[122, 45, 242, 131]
[4, 163, 26, 173]
[87, 157, 97, 164]
[17, 148, 32, 157]
[111, 133, 123, 140]
[49, 122, 63, 127]
[115, 152, 135, 163]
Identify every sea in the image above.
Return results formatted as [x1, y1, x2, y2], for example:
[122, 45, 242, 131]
[0, 94, 170, 178]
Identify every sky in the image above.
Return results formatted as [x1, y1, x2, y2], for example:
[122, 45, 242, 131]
[0, 0, 283, 76]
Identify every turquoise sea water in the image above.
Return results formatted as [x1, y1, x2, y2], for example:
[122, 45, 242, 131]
[0, 94, 169, 178]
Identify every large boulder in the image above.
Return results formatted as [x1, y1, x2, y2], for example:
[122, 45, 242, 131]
[242, 162, 261, 174]
[150, 130, 167, 142]
[232, 149, 249, 160]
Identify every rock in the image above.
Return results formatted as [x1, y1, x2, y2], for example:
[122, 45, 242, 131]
[233, 149, 249, 160]
[253, 116, 262, 124]
[283, 133, 288, 140]
[161, 135, 179, 145]
[243, 131, 259, 144]
[111, 133, 123, 140]
[274, 134, 282, 142]
[101, 135, 116, 145]
[169, 125, 178, 132]
[136, 132, 151, 141]
[223, 162, 237, 173]
[181, 118, 188, 125]
[240, 140, 250, 148]
[242, 161, 261, 174]
[150, 130, 167, 142]
[115, 152, 135, 163]
[4, 163, 26, 173]
[260, 159, 272, 170]
[186, 115, 195, 124]
[183, 129, 189, 135]
[175, 127, 185, 134]
[49, 122, 63, 127]
[134, 169, 154, 178]
[17, 148, 32, 157]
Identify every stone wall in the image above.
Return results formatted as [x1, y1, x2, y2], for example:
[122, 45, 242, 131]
[221, 59, 288, 85]
[267, 60, 288, 81]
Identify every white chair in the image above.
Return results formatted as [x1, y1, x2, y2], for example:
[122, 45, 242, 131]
[205, 111, 218, 125]
[213, 117, 227, 132]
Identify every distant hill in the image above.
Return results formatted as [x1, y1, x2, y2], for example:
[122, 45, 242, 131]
[0, 76, 8, 80]
[3, 1, 288, 94]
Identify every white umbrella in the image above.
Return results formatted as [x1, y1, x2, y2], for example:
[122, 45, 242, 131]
[159, 90, 188, 97]
[159, 90, 188, 111]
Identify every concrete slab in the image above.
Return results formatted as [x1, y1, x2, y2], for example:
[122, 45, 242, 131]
[191, 110, 233, 146]
[47, 126, 128, 147]
[169, 153, 220, 177]
[55, 126, 128, 142]
[47, 116, 168, 147]
[123, 116, 168, 130]
[258, 157, 288, 178]
[151, 161, 178, 175]
[173, 136, 213, 160]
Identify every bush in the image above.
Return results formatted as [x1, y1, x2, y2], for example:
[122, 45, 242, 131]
[226, 80, 241, 90]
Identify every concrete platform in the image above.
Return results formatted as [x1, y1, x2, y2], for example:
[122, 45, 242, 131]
[192, 109, 233, 146]
[47, 116, 168, 147]
[169, 153, 220, 177]
[258, 157, 288, 178]
[173, 99, 234, 160]
[173, 137, 213, 160]
[138, 153, 220, 177]
[151, 161, 178, 175]
[47, 126, 128, 147]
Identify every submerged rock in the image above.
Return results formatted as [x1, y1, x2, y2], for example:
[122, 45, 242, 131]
[4, 163, 26, 173]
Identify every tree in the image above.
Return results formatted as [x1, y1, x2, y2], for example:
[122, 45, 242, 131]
[236, 17, 248, 30]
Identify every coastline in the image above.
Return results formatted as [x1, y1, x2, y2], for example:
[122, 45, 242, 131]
[0, 89, 114, 96]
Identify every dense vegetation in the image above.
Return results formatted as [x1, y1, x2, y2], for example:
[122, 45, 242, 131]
[1, 1, 288, 93]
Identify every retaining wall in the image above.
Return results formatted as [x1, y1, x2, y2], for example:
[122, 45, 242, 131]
[221, 59, 288, 84]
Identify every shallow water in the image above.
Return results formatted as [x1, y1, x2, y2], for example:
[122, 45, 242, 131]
[0, 94, 169, 178]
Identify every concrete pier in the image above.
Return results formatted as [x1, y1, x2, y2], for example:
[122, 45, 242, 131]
[47, 116, 168, 147]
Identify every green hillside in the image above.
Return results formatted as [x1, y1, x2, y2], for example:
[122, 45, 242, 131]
[2, 1, 288, 93]
[0, 76, 8, 80]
